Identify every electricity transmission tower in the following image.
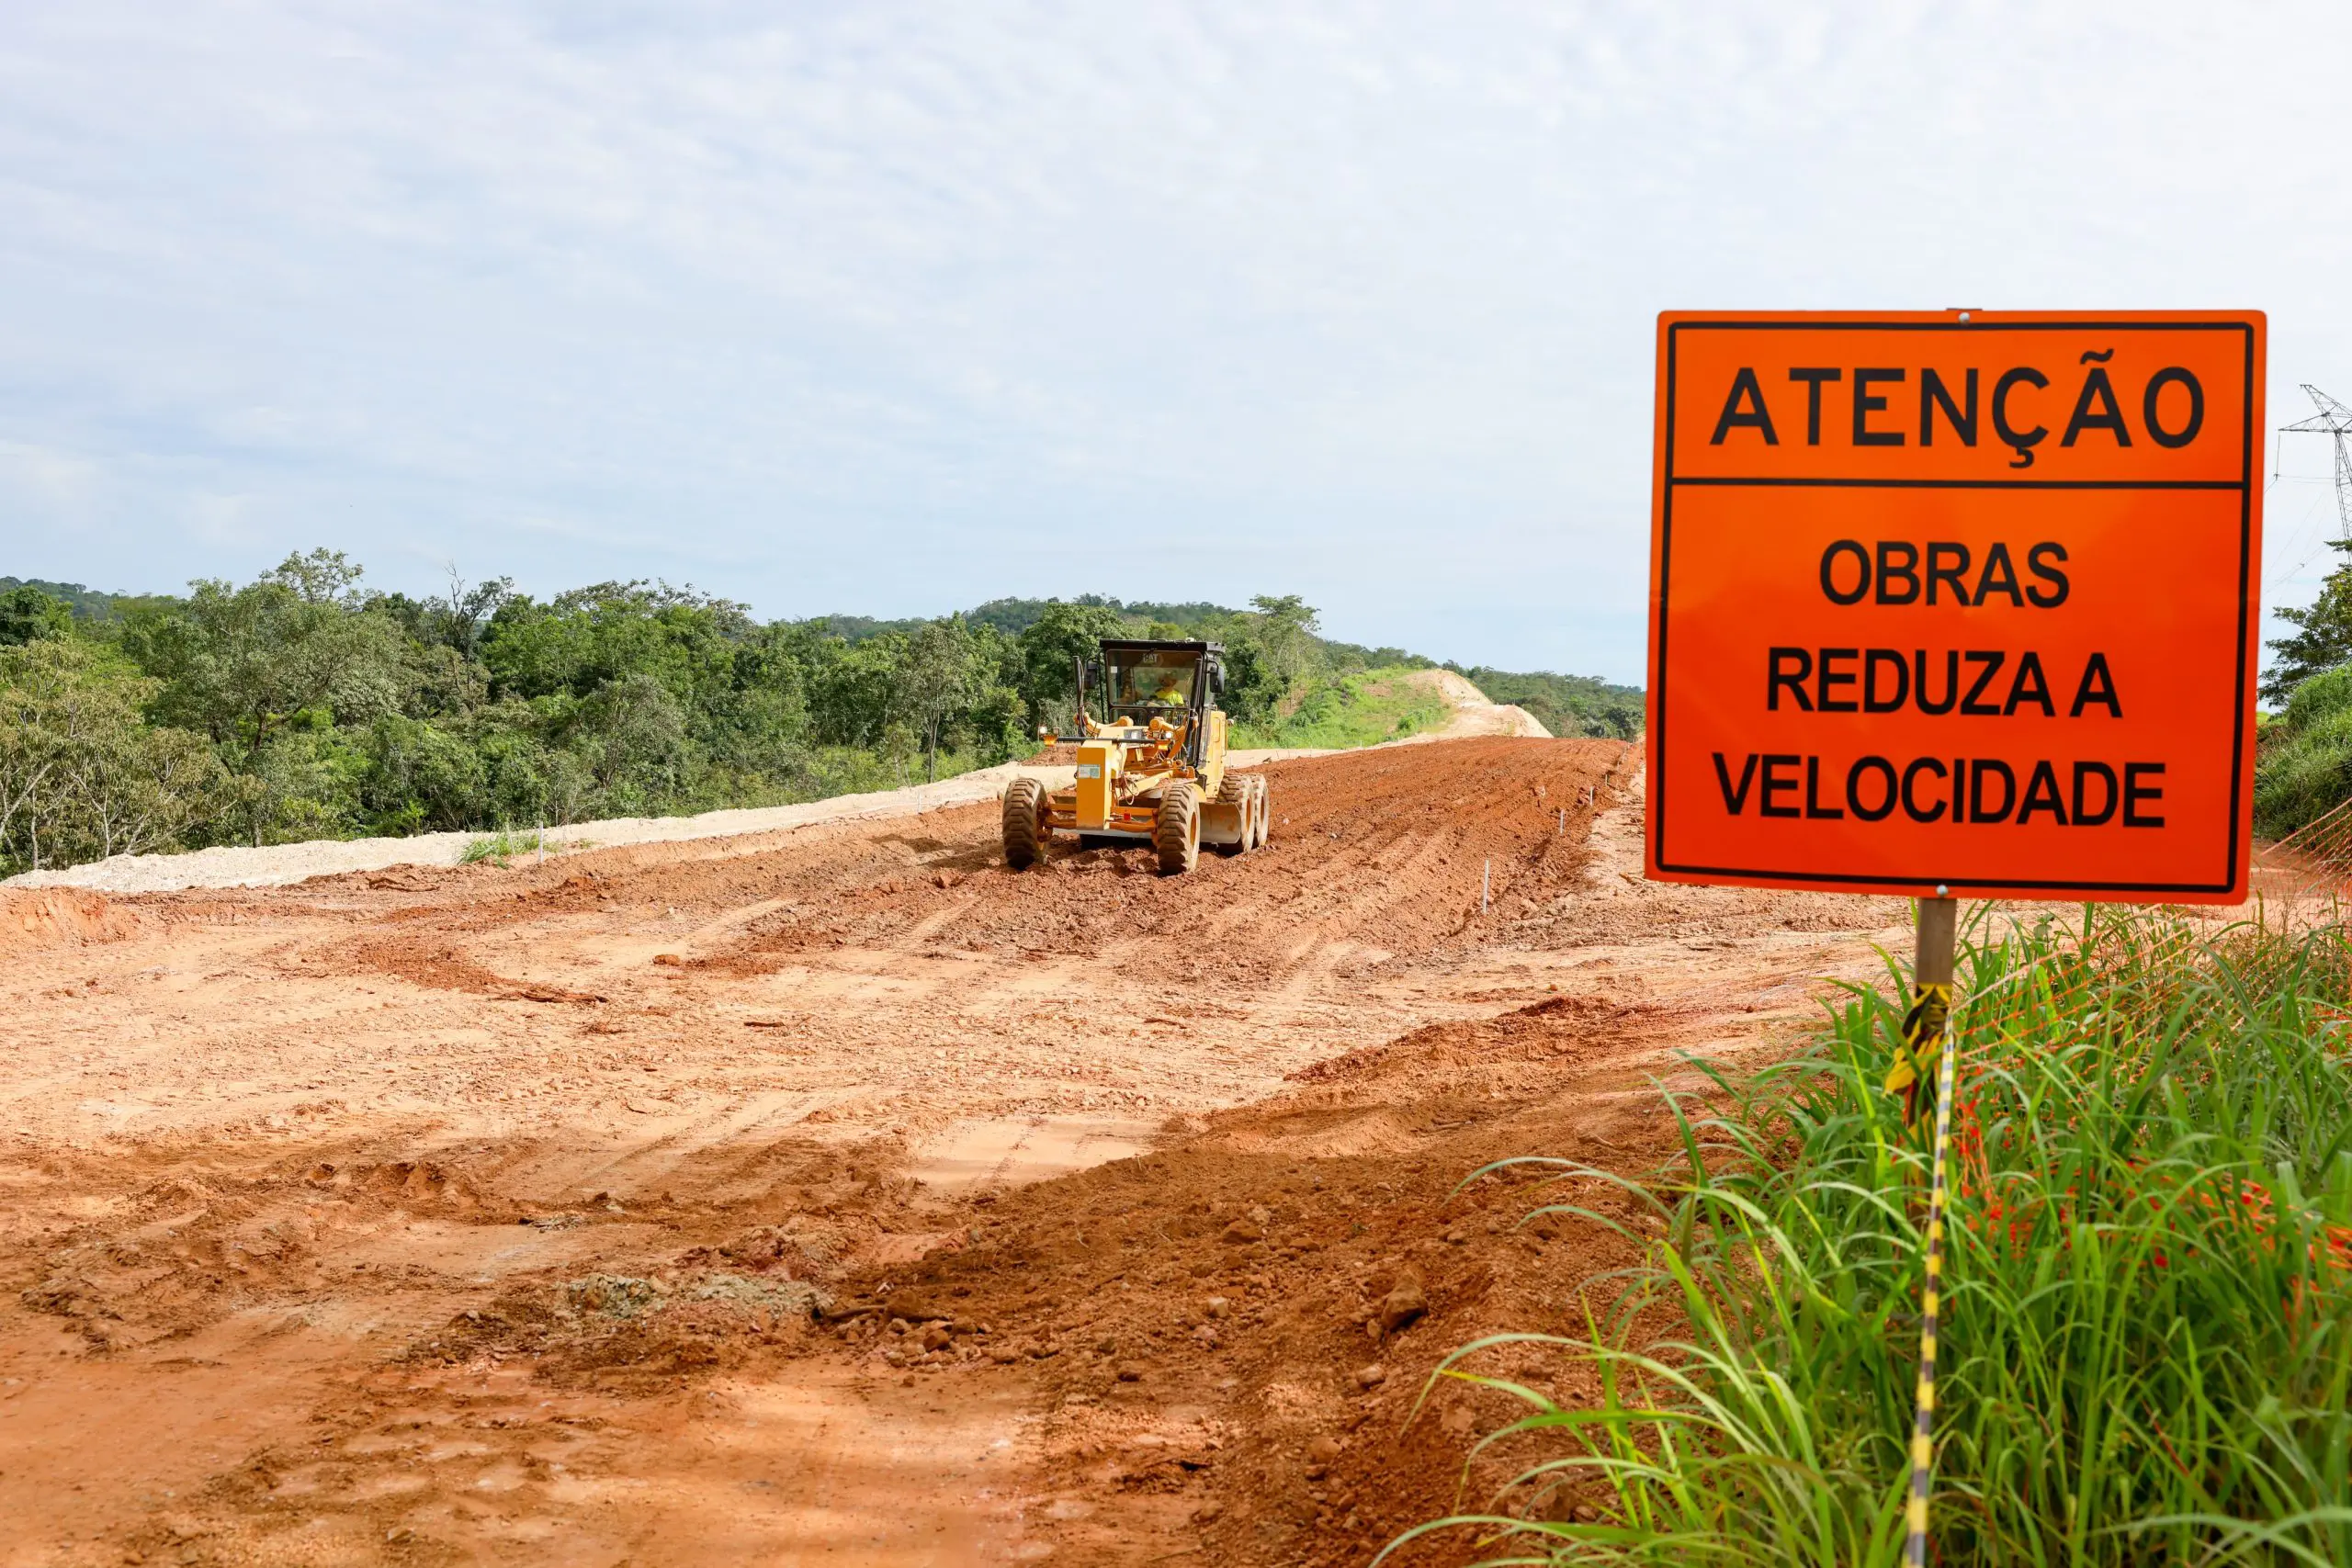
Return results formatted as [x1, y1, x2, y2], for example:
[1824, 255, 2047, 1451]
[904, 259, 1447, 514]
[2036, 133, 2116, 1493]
[2280, 385, 2352, 538]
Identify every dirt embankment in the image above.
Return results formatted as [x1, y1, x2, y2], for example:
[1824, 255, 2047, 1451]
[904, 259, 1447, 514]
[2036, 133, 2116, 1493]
[0, 738, 1909, 1566]
[0, 887, 143, 953]
[1407, 669, 1551, 739]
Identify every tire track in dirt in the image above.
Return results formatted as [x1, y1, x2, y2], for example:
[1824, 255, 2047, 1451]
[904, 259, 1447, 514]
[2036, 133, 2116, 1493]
[0, 738, 1928, 1568]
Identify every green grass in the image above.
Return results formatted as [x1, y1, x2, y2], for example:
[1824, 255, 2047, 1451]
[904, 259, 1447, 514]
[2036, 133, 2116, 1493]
[2257, 666, 2352, 838]
[1399, 908, 2352, 1566]
[2256, 665, 2352, 837]
[458, 828, 554, 865]
[1230, 665, 1452, 750]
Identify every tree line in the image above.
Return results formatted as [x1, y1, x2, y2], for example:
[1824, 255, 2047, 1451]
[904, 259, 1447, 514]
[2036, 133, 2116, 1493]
[0, 555, 1641, 874]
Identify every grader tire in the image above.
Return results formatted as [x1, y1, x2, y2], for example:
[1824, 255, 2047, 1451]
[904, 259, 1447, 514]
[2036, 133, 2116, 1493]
[1002, 777, 1046, 869]
[1215, 773, 1250, 856]
[1155, 784, 1201, 875]
[1251, 775, 1272, 847]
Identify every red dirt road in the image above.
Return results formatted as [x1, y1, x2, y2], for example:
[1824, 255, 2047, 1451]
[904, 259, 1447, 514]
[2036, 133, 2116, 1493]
[0, 739, 1908, 1566]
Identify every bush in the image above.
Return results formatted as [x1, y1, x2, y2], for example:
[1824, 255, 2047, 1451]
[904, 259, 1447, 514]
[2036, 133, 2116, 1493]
[459, 828, 551, 865]
[1229, 667, 1450, 750]
[2286, 664, 2352, 733]
[1409, 909, 2352, 1565]
[236, 725, 368, 845]
[566, 671, 691, 811]
[2257, 663, 2352, 838]
[2257, 704, 2352, 839]
[362, 715, 490, 834]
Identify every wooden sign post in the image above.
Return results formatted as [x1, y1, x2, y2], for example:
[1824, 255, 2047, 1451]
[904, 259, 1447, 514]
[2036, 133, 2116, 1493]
[1642, 310, 2266, 1562]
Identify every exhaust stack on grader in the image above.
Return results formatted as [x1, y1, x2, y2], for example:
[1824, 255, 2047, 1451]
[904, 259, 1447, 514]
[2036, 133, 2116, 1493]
[1002, 638, 1269, 874]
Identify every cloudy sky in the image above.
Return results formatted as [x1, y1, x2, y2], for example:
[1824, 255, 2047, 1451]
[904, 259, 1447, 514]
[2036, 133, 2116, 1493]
[3, 2, 2348, 680]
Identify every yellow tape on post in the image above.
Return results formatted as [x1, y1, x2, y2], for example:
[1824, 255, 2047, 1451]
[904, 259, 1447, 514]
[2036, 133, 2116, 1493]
[1883, 981, 1950, 1126]
[1901, 979, 1957, 1566]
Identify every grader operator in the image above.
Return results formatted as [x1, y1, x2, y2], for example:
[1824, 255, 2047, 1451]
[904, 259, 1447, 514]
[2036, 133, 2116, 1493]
[1001, 639, 1270, 875]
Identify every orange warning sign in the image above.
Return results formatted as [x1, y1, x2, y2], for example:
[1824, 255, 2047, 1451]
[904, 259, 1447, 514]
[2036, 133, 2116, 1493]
[1645, 310, 2264, 902]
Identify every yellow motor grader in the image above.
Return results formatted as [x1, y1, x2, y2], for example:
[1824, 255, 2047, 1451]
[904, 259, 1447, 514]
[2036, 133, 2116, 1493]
[1002, 638, 1270, 874]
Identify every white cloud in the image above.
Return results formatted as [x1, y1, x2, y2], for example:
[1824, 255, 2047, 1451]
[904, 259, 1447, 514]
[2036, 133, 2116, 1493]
[0, 1, 2346, 675]
[0, 440, 98, 511]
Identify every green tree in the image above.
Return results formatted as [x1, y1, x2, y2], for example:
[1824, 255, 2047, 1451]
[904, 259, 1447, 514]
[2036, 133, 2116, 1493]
[0, 577, 117, 619]
[369, 571, 513, 666]
[122, 551, 409, 759]
[1, 553, 1626, 867]
[361, 716, 491, 833]
[232, 726, 368, 845]
[1247, 594, 1321, 691]
[269, 547, 366, 604]
[429, 570, 514, 660]
[0, 585, 73, 645]
[402, 640, 491, 720]
[958, 623, 1030, 765]
[2266, 540, 2352, 703]
[1015, 600, 1127, 730]
[1216, 638, 1282, 723]
[897, 616, 982, 783]
[1463, 666, 1645, 739]
[800, 627, 904, 749]
[481, 581, 746, 710]
[565, 672, 691, 809]
[703, 625, 813, 786]
[0, 639, 225, 872]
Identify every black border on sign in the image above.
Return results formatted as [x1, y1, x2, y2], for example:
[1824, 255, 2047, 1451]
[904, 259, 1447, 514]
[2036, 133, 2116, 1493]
[1653, 318, 2256, 896]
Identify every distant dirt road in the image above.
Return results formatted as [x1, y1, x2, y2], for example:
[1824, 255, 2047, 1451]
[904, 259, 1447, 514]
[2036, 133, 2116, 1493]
[1403, 668, 1551, 739]
[0, 739, 1909, 1567]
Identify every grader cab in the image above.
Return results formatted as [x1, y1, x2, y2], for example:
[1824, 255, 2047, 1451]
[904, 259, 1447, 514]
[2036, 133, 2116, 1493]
[1001, 639, 1270, 875]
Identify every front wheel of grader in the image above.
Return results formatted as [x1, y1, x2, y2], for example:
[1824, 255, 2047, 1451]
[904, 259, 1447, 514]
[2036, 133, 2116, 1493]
[1002, 776, 1046, 869]
[1155, 784, 1201, 875]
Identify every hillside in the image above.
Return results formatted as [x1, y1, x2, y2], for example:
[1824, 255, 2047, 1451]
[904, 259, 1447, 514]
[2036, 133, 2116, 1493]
[0, 575, 127, 619]
[1455, 665, 1642, 742]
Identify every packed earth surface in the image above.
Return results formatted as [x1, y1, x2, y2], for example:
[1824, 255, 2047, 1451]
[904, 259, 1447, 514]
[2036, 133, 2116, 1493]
[0, 736, 1928, 1567]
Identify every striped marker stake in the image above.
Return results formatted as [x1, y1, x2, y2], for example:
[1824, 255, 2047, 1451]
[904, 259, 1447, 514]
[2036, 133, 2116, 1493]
[1897, 895, 1958, 1566]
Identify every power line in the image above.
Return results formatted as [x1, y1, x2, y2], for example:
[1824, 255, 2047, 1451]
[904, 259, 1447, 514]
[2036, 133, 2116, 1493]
[2278, 385, 2352, 538]
[2267, 485, 2339, 592]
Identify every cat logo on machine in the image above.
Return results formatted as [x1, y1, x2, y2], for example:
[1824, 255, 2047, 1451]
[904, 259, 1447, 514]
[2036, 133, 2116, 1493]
[1645, 310, 2265, 902]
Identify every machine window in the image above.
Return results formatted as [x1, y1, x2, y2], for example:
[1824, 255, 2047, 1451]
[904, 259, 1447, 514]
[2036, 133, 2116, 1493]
[1111, 651, 1198, 714]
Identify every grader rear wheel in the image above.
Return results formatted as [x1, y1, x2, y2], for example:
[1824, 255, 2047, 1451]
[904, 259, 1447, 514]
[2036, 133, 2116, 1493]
[1214, 773, 1250, 856]
[1155, 784, 1201, 875]
[1002, 776, 1046, 869]
[1250, 774, 1272, 847]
